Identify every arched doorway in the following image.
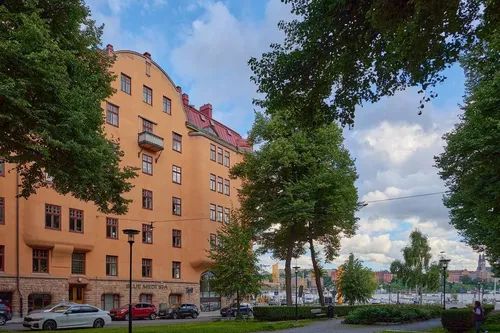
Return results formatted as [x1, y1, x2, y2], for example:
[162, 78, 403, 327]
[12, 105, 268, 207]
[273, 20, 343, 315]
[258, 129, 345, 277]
[200, 272, 220, 312]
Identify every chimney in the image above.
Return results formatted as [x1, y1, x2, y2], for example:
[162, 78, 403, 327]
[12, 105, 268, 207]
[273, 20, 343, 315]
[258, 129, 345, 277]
[182, 93, 189, 106]
[143, 52, 151, 60]
[106, 44, 114, 55]
[199, 104, 213, 118]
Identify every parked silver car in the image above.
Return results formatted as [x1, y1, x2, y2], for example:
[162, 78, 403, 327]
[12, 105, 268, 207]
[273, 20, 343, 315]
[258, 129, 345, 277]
[23, 304, 111, 330]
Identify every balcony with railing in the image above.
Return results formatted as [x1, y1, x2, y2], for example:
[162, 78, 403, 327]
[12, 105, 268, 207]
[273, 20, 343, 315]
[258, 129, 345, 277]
[138, 131, 164, 152]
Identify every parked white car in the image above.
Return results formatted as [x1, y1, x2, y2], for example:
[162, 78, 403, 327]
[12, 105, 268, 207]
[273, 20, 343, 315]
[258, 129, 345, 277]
[28, 302, 78, 315]
[23, 304, 111, 330]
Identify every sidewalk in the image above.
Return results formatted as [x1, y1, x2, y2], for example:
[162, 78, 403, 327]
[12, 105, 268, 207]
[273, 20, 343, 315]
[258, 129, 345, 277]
[256, 318, 441, 333]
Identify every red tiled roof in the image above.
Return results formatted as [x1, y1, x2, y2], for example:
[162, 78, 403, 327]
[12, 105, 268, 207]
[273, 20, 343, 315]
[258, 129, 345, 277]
[184, 103, 251, 150]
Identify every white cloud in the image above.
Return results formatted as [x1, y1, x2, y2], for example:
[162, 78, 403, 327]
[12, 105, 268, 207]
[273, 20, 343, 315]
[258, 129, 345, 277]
[358, 217, 397, 234]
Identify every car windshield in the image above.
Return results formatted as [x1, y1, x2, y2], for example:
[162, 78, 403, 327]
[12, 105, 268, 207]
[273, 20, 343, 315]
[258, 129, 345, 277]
[41, 303, 59, 310]
[51, 305, 71, 313]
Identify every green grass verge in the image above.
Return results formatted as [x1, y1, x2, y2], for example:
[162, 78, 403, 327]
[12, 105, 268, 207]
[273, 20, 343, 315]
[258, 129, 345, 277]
[7, 320, 311, 333]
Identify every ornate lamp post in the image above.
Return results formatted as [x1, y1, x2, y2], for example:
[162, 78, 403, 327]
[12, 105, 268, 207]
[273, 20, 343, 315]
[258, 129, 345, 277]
[439, 256, 451, 310]
[293, 266, 300, 320]
[123, 229, 139, 333]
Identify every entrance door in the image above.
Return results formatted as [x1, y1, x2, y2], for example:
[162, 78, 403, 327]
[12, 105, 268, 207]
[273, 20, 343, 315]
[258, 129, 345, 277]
[68, 286, 85, 303]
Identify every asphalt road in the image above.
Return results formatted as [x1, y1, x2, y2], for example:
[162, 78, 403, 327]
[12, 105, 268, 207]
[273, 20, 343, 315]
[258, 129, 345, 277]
[2, 314, 220, 331]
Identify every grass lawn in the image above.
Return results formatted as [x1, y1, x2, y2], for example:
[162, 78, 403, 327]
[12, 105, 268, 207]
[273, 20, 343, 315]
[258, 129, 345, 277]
[8, 320, 311, 333]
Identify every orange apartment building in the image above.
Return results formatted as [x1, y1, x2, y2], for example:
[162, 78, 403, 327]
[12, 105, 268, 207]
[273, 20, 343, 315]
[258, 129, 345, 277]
[0, 45, 251, 317]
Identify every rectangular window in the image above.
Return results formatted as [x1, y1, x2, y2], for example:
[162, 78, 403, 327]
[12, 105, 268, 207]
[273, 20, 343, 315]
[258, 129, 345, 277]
[106, 255, 118, 276]
[0, 159, 4, 176]
[0, 197, 4, 224]
[106, 102, 119, 127]
[45, 204, 61, 230]
[69, 208, 84, 233]
[0, 245, 4, 271]
[142, 154, 153, 175]
[217, 206, 223, 222]
[210, 174, 216, 191]
[224, 208, 230, 224]
[172, 261, 181, 279]
[142, 258, 152, 278]
[142, 189, 153, 210]
[172, 165, 181, 184]
[172, 229, 181, 248]
[143, 85, 153, 105]
[172, 132, 182, 152]
[106, 218, 118, 239]
[163, 96, 171, 114]
[224, 150, 230, 167]
[210, 144, 216, 161]
[217, 177, 223, 193]
[71, 252, 85, 275]
[142, 119, 154, 133]
[224, 179, 230, 196]
[217, 147, 223, 164]
[210, 233, 217, 250]
[120, 73, 131, 95]
[140, 293, 153, 304]
[172, 197, 181, 216]
[101, 294, 120, 311]
[33, 249, 49, 273]
[142, 224, 153, 244]
[210, 204, 216, 221]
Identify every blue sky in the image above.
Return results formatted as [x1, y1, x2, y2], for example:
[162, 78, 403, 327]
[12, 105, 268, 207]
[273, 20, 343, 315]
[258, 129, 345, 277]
[87, 0, 480, 271]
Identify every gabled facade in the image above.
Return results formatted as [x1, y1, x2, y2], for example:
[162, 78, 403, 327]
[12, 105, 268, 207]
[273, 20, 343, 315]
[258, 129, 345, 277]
[0, 46, 250, 317]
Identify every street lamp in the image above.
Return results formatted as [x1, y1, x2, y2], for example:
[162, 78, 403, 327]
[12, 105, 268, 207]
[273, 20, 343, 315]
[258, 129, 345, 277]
[439, 256, 451, 310]
[123, 229, 140, 333]
[293, 266, 300, 320]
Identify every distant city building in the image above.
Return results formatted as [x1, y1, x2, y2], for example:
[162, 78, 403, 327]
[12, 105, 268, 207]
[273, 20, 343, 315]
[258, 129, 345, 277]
[374, 270, 393, 284]
[447, 254, 493, 283]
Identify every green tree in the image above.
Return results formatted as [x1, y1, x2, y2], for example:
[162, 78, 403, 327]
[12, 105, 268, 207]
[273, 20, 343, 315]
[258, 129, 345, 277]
[435, 6, 500, 264]
[390, 230, 441, 303]
[0, 0, 136, 214]
[208, 212, 262, 317]
[249, 0, 494, 127]
[336, 254, 377, 306]
[231, 111, 358, 305]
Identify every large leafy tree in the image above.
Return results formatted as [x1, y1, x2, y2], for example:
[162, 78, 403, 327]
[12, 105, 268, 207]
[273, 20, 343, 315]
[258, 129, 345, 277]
[249, 0, 485, 127]
[390, 230, 441, 303]
[232, 111, 358, 305]
[336, 254, 377, 306]
[435, 5, 500, 266]
[0, 0, 136, 214]
[207, 212, 262, 317]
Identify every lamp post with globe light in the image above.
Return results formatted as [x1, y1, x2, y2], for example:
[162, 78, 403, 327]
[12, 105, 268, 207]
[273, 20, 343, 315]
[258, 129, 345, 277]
[123, 229, 140, 333]
[439, 256, 451, 310]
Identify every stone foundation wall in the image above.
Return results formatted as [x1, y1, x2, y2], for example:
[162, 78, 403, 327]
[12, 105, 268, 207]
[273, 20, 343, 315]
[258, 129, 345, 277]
[0, 276, 199, 318]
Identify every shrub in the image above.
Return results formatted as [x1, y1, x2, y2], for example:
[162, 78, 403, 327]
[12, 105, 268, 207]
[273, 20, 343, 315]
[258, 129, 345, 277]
[344, 305, 442, 325]
[485, 310, 500, 324]
[441, 308, 474, 333]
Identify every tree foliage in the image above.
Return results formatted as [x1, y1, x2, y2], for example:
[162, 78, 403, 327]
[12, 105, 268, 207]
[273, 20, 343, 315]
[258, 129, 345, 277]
[249, 0, 487, 127]
[336, 254, 377, 306]
[390, 230, 441, 302]
[208, 212, 262, 315]
[0, 0, 136, 214]
[435, 2, 500, 266]
[231, 111, 358, 304]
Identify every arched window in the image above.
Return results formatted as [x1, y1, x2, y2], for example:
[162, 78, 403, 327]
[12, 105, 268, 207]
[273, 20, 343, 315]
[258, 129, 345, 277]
[28, 293, 51, 312]
[200, 271, 220, 312]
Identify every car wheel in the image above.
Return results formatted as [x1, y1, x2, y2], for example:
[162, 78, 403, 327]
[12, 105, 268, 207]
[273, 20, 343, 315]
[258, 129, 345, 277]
[42, 320, 57, 331]
[149, 313, 157, 320]
[93, 318, 105, 328]
[0, 315, 6, 326]
[249, 310, 253, 317]
[172, 313, 178, 320]
[124, 313, 129, 321]
[192, 312, 198, 319]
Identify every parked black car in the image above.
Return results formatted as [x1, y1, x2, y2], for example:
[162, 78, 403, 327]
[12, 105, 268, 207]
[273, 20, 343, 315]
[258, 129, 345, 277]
[220, 303, 253, 317]
[158, 304, 199, 319]
[0, 303, 12, 326]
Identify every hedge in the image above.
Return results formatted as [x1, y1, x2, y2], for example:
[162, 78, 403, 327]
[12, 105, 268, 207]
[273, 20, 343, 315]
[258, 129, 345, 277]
[441, 308, 474, 333]
[343, 305, 442, 325]
[253, 306, 328, 321]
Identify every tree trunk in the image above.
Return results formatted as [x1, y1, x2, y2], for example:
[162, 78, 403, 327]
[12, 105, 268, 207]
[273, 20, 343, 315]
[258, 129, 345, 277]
[309, 236, 325, 306]
[236, 290, 241, 318]
[285, 244, 293, 306]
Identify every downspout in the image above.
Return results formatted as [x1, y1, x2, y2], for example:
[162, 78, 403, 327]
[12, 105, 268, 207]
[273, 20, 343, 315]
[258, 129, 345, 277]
[16, 170, 23, 317]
